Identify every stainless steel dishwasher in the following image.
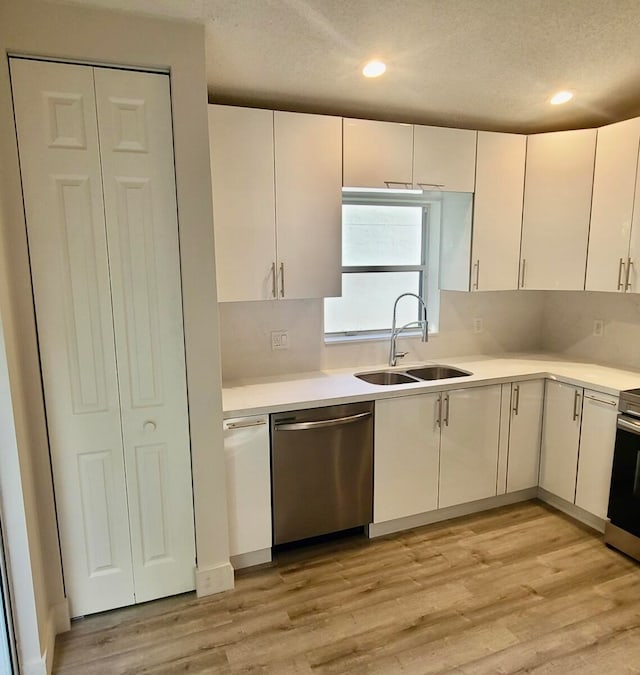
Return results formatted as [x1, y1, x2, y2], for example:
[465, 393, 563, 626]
[271, 401, 374, 546]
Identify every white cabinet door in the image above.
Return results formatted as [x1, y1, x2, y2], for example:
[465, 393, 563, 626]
[539, 381, 582, 502]
[506, 380, 544, 492]
[585, 118, 640, 292]
[10, 59, 136, 617]
[627, 142, 640, 294]
[275, 111, 342, 299]
[209, 106, 277, 302]
[95, 68, 195, 604]
[439, 385, 501, 509]
[343, 118, 413, 188]
[575, 391, 618, 519]
[413, 125, 477, 192]
[374, 394, 440, 523]
[472, 132, 526, 291]
[223, 417, 272, 556]
[520, 129, 596, 290]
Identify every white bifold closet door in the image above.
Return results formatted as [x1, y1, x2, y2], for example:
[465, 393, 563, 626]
[10, 58, 195, 617]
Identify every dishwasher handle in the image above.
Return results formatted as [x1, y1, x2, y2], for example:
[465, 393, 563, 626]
[274, 411, 372, 431]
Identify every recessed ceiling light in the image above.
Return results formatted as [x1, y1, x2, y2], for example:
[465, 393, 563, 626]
[550, 90, 574, 105]
[362, 60, 386, 78]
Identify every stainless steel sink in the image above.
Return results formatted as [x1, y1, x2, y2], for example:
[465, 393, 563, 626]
[355, 364, 472, 386]
[405, 365, 471, 380]
[355, 371, 419, 386]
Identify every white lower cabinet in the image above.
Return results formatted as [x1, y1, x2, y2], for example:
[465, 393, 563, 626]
[223, 416, 272, 560]
[439, 385, 502, 508]
[575, 390, 618, 519]
[374, 385, 502, 522]
[505, 380, 545, 492]
[374, 394, 440, 523]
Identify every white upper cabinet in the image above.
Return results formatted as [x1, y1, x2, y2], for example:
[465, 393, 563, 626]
[627, 139, 640, 293]
[471, 132, 526, 291]
[274, 111, 342, 300]
[413, 125, 476, 192]
[520, 129, 597, 290]
[209, 106, 277, 302]
[586, 118, 640, 292]
[343, 118, 413, 188]
[209, 106, 342, 301]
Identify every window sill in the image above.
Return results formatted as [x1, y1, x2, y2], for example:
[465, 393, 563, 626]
[324, 330, 439, 345]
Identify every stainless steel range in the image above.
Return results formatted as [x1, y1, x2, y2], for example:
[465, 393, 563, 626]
[605, 388, 640, 561]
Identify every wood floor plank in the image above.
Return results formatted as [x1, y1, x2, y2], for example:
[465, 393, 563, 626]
[53, 501, 640, 674]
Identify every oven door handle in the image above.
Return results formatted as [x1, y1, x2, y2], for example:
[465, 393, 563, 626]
[618, 416, 640, 435]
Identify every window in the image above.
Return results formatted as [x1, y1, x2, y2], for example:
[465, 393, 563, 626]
[324, 189, 440, 338]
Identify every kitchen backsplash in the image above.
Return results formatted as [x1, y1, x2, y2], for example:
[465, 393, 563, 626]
[218, 290, 547, 381]
[542, 291, 640, 371]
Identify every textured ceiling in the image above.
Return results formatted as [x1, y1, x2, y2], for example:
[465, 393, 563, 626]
[46, 0, 640, 132]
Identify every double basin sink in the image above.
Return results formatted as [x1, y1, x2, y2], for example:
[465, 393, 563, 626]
[355, 365, 472, 386]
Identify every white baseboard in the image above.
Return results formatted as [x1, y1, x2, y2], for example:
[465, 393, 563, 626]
[368, 488, 538, 538]
[231, 548, 272, 570]
[537, 488, 606, 533]
[195, 561, 235, 597]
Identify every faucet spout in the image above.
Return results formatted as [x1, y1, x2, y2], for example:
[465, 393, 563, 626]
[388, 293, 429, 367]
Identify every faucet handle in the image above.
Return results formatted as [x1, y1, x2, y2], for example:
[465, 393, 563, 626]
[395, 351, 409, 360]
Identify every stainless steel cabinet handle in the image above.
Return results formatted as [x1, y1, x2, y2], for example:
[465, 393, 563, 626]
[416, 182, 445, 190]
[226, 419, 267, 430]
[586, 396, 617, 407]
[520, 259, 526, 288]
[436, 394, 442, 428]
[443, 393, 450, 427]
[384, 181, 412, 189]
[572, 389, 582, 422]
[280, 261, 285, 298]
[625, 257, 633, 291]
[618, 416, 640, 435]
[274, 411, 371, 431]
[271, 262, 277, 298]
[617, 257, 625, 291]
[512, 385, 520, 416]
[473, 260, 480, 290]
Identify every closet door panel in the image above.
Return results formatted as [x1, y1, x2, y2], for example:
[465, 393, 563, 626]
[10, 58, 135, 616]
[94, 68, 195, 602]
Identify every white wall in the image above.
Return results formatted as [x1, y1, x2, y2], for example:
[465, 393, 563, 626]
[219, 290, 547, 381]
[543, 291, 640, 370]
[0, 1, 230, 671]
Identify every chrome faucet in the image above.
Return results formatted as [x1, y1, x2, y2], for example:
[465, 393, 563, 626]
[388, 292, 429, 367]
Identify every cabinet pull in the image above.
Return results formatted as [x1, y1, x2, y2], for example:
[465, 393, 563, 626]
[443, 393, 450, 427]
[271, 262, 277, 298]
[617, 257, 625, 291]
[416, 182, 445, 190]
[512, 385, 520, 416]
[436, 394, 442, 428]
[226, 419, 267, 430]
[384, 181, 412, 189]
[519, 259, 526, 288]
[625, 257, 633, 292]
[572, 389, 582, 422]
[280, 261, 285, 298]
[473, 260, 480, 290]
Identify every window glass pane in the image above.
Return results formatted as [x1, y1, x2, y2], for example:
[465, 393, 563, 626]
[342, 204, 423, 266]
[324, 272, 421, 333]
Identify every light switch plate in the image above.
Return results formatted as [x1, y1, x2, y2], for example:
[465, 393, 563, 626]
[473, 318, 483, 334]
[271, 330, 289, 350]
[593, 319, 604, 337]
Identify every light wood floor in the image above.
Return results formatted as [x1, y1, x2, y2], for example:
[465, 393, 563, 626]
[53, 501, 640, 674]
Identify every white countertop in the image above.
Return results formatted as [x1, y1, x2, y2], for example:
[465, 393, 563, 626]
[221, 353, 640, 418]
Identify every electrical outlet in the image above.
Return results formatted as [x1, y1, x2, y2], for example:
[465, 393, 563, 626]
[473, 317, 483, 334]
[593, 319, 604, 337]
[271, 330, 289, 350]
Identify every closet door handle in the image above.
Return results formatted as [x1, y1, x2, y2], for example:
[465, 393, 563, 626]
[280, 262, 285, 298]
[143, 420, 157, 432]
[617, 258, 625, 291]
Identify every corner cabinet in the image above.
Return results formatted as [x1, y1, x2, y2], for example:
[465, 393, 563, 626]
[209, 105, 342, 301]
[520, 129, 597, 290]
[11, 59, 195, 616]
[586, 117, 640, 293]
[471, 132, 527, 291]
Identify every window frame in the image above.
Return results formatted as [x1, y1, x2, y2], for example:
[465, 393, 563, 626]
[324, 189, 437, 340]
